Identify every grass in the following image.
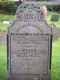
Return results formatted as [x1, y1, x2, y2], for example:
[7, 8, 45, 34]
[0, 13, 15, 30]
[47, 12, 60, 80]
[52, 38, 60, 80]
[46, 12, 60, 27]
[0, 14, 15, 21]
[0, 23, 8, 30]
[0, 45, 7, 80]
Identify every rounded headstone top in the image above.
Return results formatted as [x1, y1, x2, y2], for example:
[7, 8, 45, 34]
[8, 2, 52, 34]
[16, 2, 47, 21]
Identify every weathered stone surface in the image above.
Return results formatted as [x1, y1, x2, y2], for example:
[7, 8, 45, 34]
[7, 2, 52, 80]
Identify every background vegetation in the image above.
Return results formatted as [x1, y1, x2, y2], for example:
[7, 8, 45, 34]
[0, 1, 60, 14]
[0, 2, 17, 14]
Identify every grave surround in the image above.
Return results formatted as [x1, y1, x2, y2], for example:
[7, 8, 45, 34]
[7, 1, 52, 80]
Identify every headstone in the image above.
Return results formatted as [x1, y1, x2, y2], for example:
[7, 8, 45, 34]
[7, 2, 52, 80]
[51, 15, 59, 21]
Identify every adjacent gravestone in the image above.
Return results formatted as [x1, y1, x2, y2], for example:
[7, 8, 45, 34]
[51, 15, 59, 21]
[49, 23, 60, 41]
[7, 2, 52, 80]
[0, 30, 7, 45]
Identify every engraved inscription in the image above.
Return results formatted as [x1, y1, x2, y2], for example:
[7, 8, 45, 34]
[10, 33, 49, 75]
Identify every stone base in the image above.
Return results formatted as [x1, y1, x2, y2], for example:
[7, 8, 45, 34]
[8, 74, 51, 80]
